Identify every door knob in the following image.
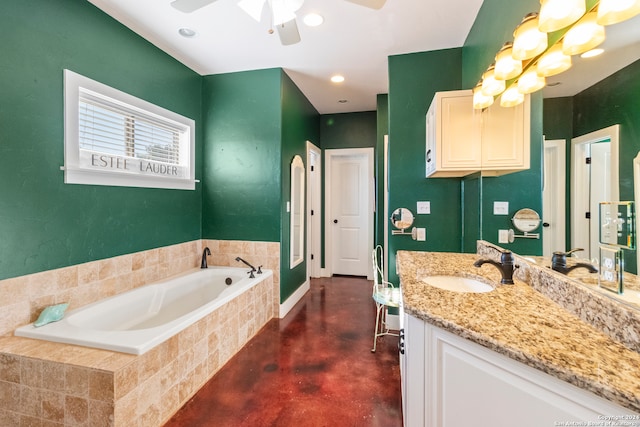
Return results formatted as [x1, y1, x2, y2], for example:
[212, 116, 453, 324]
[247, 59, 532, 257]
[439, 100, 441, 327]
[543, 222, 550, 227]
[333, 219, 338, 224]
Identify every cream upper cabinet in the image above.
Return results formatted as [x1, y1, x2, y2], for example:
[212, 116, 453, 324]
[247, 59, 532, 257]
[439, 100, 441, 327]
[425, 90, 530, 178]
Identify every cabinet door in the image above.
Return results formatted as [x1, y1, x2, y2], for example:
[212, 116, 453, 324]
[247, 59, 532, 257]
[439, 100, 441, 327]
[439, 95, 481, 170]
[425, 102, 437, 177]
[427, 325, 636, 427]
[403, 313, 426, 427]
[481, 95, 530, 173]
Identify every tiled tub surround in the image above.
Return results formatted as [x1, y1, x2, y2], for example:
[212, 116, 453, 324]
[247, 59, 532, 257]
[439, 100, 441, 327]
[397, 249, 640, 413]
[477, 240, 640, 353]
[0, 240, 280, 426]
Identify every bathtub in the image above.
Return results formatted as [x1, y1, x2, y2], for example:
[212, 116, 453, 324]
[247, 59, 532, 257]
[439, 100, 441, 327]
[15, 266, 272, 355]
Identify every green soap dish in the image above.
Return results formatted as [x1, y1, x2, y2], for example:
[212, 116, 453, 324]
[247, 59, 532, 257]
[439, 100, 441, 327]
[34, 303, 69, 327]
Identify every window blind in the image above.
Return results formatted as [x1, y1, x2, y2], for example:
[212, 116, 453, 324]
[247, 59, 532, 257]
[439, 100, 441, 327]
[79, 91, 181, 165]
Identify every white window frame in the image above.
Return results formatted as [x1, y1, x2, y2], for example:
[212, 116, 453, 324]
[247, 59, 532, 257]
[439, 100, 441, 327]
[63, 69, 196, 190]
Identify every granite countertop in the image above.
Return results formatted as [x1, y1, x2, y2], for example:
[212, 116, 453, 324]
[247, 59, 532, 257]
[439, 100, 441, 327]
[397, 250, 640, 413]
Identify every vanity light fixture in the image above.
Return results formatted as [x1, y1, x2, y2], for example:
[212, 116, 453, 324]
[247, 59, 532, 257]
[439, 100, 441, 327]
[581, 47, 604, 58]
[536, 43, 572, 76]
[472, 82, 494, 109]
[538, 0, 586, 32]
[481, 65, 506, 96]
[517, 68, 546, 94]
[500, 85, 525, 107]
[597, 0, 640, 25]
[512, 13, 548, 60]
[562, 12, 605, 55]
[331, 75, 345, 83]
[303, 12, 324, 26]
[494, 42, 523, 80]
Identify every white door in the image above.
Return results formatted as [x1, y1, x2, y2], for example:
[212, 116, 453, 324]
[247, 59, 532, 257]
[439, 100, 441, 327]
[326, 148, 373, 277]
[307, 141, 321, 278]
[542, 139, 566, 256]
[571, 125, 619, 261]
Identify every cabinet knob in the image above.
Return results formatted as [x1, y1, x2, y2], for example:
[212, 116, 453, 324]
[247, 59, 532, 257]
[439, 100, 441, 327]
[333, 219, 338, 224]
[426, 149, 432, 163]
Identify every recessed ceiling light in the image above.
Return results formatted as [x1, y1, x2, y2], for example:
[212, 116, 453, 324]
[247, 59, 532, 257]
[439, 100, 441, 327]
[303, 13, 324, 27]
[581, 48, 604, 58]
[178, 28, 197, 38]
[331, 75, 345, 83]
[338, 99, 348, 103]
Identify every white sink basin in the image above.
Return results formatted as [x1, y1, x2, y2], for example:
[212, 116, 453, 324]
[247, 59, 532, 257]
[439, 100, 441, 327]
[423, 275, 494, 293]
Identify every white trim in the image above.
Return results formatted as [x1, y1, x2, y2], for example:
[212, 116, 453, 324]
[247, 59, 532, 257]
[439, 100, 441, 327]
[571, 125, 619, 253]
[63, 69, 196, 190]
[306, 141, 322, 278]
[290, 155, 305, 268]
[279, 279, 310, 318]
[383, 135, 389, 282]
[324, 147, 375, 279]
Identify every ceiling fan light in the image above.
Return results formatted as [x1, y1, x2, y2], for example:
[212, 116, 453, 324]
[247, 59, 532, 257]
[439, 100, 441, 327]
[562, 12, 605, 55]
[597, 0, 640, 25]
[481, 65, 506, 96]
[536, 44, 572, 77]
[494, 43, 523, 80]
[538, 0, 586, 33]
[513, 13, 548, 60]
[517, 69, 546, 94]
[500, 86, 525, 107]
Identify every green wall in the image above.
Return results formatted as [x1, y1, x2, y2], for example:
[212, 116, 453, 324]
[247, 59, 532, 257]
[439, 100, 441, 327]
[387, 49, 463, 282]
[320, 112, 377, 149]
[0, 0, 203, 280]
[280, 72, 320, 301]
[201, 69, 282, 242]
[461, 0, 544, 256]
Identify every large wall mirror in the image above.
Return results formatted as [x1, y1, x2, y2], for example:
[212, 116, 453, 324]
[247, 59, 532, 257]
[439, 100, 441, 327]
[290, 155, 305, 268]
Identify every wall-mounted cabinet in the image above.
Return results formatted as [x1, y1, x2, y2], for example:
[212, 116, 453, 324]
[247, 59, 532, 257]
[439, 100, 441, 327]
[425, 90, 530, 178]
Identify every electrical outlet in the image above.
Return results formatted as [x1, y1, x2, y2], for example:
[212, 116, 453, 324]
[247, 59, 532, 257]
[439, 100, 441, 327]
[498, 229, 510, 244]
[416, 228, 426, 241]
[494, 201, 509, 215]
[417, 201, 431, 214]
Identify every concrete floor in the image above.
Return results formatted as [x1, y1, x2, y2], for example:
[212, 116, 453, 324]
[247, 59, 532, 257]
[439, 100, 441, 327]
[163, 276, 403, 426]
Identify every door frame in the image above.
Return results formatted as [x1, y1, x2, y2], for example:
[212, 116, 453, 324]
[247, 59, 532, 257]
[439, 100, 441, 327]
[570, 124, 619, 255]
[542, 139, 566, 256]
[324, 147, 374, 279]
[306, 141, 322, 279]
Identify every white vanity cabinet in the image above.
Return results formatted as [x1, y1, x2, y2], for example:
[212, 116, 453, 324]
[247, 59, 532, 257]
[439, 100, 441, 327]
[425, 90, 530, 178]
[402, 313, 636, 427]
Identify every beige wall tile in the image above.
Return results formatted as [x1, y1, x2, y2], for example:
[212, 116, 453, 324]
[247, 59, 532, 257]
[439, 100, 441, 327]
[41, 390, 65, 423]
[113, 362, 138, 401]
[41, 362, 65, 391]
[20, 386, 42, 418]
[64, 395, 88, 425]
[0, 380, 21, 412]
[88, 399, 114, 427]
[89, 370, 113, 402]
[21, 358, 42, 388]
[0, 354, 21, 383]
[64, 366, 89, 397]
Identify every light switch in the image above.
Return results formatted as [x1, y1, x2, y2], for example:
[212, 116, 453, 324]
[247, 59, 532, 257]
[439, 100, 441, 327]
[416, 228, 426, 241]
[494, 201, 509, 215]
[498, 229, 510, 244]
[417, 201, 431, 214]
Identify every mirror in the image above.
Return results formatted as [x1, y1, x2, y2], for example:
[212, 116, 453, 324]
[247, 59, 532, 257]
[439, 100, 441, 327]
[512, 208, 541, 233]
[391, 208, 414, 230]
[599, 201, 636, 249]
[290, 155, 305, 268]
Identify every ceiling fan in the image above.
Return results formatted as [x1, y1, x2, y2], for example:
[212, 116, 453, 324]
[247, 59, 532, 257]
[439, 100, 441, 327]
[170, 0, 387, 45]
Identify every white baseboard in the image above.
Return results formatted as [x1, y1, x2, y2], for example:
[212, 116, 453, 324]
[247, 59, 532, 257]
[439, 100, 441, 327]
[279, 280, 310, 318]
[320, 268, 330, 277]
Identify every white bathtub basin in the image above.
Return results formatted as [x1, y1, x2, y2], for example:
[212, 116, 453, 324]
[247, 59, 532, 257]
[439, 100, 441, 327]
[423, 275, 494, 293]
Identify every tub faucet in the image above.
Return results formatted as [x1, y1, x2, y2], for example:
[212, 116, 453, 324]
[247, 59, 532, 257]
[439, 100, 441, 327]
[201, 247, 211, 269]
[235, 257, 257, 278]
[473, 249, 518, 285]
[551, 248, 598, 275]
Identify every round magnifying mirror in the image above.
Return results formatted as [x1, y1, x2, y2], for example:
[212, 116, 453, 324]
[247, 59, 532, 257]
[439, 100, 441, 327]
[512, 208, 541, 232]
[391, 208, 414, 230]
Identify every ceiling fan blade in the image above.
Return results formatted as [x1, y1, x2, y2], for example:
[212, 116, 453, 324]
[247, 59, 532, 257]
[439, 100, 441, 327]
[344, 0, 386, 9]
[238, 0, 265, 21]
[170, 0, 217, 13]
[276, 19, 301, 45]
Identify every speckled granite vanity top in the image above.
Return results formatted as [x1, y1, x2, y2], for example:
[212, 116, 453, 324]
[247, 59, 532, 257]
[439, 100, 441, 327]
[397, 249, 640, 413]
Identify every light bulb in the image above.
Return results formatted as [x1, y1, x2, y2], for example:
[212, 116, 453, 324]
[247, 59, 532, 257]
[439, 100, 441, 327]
[494, 43, 523, 80]
[500, 86, 525, 107]
[538, 0, 586, 32]
[597, 0, 640, 25]
[513, 13, 548, 60]
[473, 82, 494, 109]
[536, 44, 572, 77]
[562, 12, 605, 56]
[517, 69, 546, 94]
[481, 65, 506, 96]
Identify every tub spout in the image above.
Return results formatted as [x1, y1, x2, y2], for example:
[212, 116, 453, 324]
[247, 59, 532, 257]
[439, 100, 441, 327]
[201, 247, 211, 269]
[235, 257, 257, 278]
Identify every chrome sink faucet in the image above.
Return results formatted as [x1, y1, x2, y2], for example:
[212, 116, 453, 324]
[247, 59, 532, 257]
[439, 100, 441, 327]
[473, 248, 518, 285]
[551, 248, 598, 274]
[201, 247, 211, 269]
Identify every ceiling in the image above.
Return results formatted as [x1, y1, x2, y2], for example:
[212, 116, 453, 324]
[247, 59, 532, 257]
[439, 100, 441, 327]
[87, 0, 640, 113]
[87, 0, 484, 114]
